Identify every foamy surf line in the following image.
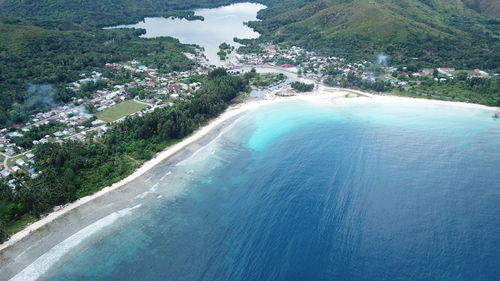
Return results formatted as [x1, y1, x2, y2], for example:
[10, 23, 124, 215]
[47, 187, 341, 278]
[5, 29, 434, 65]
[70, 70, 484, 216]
[2, 87, 497, 278]
[176, 116, 243, 166]
[9, 204, 141, 281]
[134, 183, 159, 199]
[0, 102, 254, 253]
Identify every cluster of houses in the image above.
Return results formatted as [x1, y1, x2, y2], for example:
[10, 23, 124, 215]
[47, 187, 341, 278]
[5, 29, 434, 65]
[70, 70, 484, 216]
[87, 87, 129, 112]
[230, 43, 496, 90]
[0, 102, 97, 182]
[230, 44, 373, 84]
[388, 66, 494, 88]
[0, 150, 37, 182]
[232, 44, 334, 71]
[105, 59, 206, 104]
[30, 105, 92, 128]
[0, 131, 23, 157]
[2, 41, 496, 190]
[0, 49, 215, 188]
[68, 71, 107, 91]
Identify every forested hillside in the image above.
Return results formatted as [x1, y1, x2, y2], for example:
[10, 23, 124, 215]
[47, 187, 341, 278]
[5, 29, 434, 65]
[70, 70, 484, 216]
[463, 0, 500, 18]
[0, 16, 194, 126]
[0, 0, 249, 127]
[0, 0, 242, 26]
[251, 0, 500, 70]
[0, 0, 498, 126]
[2, 0, 498, 70]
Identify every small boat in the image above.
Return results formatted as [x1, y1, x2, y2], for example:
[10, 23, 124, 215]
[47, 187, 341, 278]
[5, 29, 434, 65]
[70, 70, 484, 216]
[493, 108, 500, 118]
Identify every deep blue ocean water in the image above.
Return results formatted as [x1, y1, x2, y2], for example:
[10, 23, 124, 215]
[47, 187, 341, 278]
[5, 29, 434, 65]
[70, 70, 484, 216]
[43, 101, 500, 281]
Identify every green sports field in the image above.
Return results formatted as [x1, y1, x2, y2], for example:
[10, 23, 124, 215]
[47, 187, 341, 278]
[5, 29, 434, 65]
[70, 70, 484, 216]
[96, 100, 149, 122]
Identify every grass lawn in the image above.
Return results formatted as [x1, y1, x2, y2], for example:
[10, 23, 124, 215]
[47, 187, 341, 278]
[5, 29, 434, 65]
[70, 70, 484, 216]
[96, 100, 149, 123]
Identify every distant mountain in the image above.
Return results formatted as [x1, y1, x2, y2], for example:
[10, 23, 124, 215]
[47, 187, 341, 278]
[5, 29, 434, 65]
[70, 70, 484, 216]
[253, 0, 499, 69]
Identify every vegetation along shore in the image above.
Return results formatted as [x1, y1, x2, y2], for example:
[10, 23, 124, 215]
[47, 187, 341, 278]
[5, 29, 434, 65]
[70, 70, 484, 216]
[0, 0, 499, 250]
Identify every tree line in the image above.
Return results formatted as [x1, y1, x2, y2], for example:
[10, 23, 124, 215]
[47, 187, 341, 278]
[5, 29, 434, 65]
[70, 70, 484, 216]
[324, 73, 390, 93]
[0, 16, 195, 127]
[0, 0, 241, 27]
[291, 81, 314, 92]
[0, 69, 248, 242]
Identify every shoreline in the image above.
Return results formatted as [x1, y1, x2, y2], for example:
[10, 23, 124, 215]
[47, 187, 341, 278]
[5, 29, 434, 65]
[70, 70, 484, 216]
[0, 87, 497, 253]
[0, 97, 261, 253]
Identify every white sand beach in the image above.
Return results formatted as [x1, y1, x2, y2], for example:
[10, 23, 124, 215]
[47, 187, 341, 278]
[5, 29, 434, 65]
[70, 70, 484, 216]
[0, 86, 497, 254]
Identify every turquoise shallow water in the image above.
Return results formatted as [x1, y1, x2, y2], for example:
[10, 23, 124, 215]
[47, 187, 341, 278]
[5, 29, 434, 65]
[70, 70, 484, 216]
[40, 100, 500, 281]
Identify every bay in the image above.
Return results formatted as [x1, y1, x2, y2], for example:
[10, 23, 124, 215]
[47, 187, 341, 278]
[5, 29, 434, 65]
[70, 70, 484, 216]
[44, 100, 500, 281]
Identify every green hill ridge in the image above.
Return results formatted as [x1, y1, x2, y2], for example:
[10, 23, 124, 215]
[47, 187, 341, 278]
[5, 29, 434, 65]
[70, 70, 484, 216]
[252, 0, 499, 69]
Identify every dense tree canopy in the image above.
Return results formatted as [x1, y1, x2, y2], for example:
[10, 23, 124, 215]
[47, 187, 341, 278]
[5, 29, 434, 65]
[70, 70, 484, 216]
[0, 16, 195, 126]
[291, 81, 314, 92]
[250, 0, 500, 71]
[0, 0, 243, 26]
[0, 69, 248, 242]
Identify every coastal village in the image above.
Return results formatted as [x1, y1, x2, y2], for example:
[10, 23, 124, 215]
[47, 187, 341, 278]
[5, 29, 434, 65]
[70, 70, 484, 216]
[0, 42, 497, 191]
[1, 2, 499, 279]
[229, 43, 495, 88]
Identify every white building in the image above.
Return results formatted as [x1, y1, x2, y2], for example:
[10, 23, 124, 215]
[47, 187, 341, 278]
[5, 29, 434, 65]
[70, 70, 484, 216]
[15, 159, 26, 166]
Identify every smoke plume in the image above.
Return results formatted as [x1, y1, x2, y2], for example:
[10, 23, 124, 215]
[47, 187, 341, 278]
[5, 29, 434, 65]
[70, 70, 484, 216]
[375, 54, 391, 66]
[22, 84, 57, 112]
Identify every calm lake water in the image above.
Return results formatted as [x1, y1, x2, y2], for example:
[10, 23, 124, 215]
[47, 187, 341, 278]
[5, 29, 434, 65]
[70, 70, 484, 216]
[11, 100, 499, 281]
[108, 2, 265, 65]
